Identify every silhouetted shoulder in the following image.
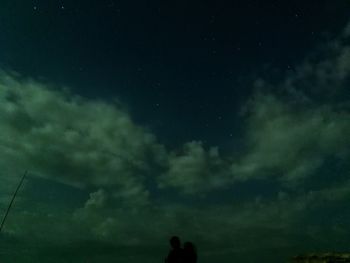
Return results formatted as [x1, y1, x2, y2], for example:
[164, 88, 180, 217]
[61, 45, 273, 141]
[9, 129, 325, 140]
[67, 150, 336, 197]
[183, 242, 197, 263]
[167, 248, 184, 263]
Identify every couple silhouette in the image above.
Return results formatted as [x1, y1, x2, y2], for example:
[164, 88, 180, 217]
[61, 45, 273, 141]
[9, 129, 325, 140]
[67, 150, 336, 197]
[165, 236, 197, 263]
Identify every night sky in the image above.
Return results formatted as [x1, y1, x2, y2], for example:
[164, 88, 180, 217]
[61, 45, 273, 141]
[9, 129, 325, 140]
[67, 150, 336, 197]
[0, 1, 350, 262]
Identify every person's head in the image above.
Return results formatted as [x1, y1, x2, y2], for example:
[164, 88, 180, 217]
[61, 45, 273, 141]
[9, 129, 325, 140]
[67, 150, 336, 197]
[170, 236, 181, 249]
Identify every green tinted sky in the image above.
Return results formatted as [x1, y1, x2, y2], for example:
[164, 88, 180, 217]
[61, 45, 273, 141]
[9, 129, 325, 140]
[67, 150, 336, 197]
[0, 1, 350, 262]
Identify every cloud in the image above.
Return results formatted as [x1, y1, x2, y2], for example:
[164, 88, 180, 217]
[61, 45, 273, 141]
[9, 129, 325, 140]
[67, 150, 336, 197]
[231, 93, 350, 185]
[157, 91, 350, 193]
[70, 176, 350, 259]
[0, 70, 165, 205]
[227, 23, 350, 187]
[281, 27, 350, 105]
[155, 20, 350, 195]
[158, 141, 230, 194]
[84, 189, 107, 209]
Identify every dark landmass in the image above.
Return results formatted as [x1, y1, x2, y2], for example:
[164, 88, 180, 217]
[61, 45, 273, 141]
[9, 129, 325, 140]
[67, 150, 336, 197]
[292, 253, 350, 263]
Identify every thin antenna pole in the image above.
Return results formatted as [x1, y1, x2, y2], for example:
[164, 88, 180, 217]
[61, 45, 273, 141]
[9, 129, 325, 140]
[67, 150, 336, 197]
[0, 170, 28, 234]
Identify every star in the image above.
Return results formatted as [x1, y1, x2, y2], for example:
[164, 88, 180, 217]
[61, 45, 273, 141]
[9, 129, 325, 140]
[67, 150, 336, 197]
[33, 6, 38, 11]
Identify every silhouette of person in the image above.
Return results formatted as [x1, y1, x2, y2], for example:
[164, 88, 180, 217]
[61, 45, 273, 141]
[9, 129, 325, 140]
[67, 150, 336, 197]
[183, 242, 197, 263]
[165, 236, 184, 263]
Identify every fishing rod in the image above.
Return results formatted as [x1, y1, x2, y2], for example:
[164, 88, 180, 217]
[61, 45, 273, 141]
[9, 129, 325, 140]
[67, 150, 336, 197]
[0, 170, 28, 234]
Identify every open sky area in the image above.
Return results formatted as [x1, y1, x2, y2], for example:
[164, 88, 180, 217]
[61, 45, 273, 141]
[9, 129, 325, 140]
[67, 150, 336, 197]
[0, 0, 350, 262]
